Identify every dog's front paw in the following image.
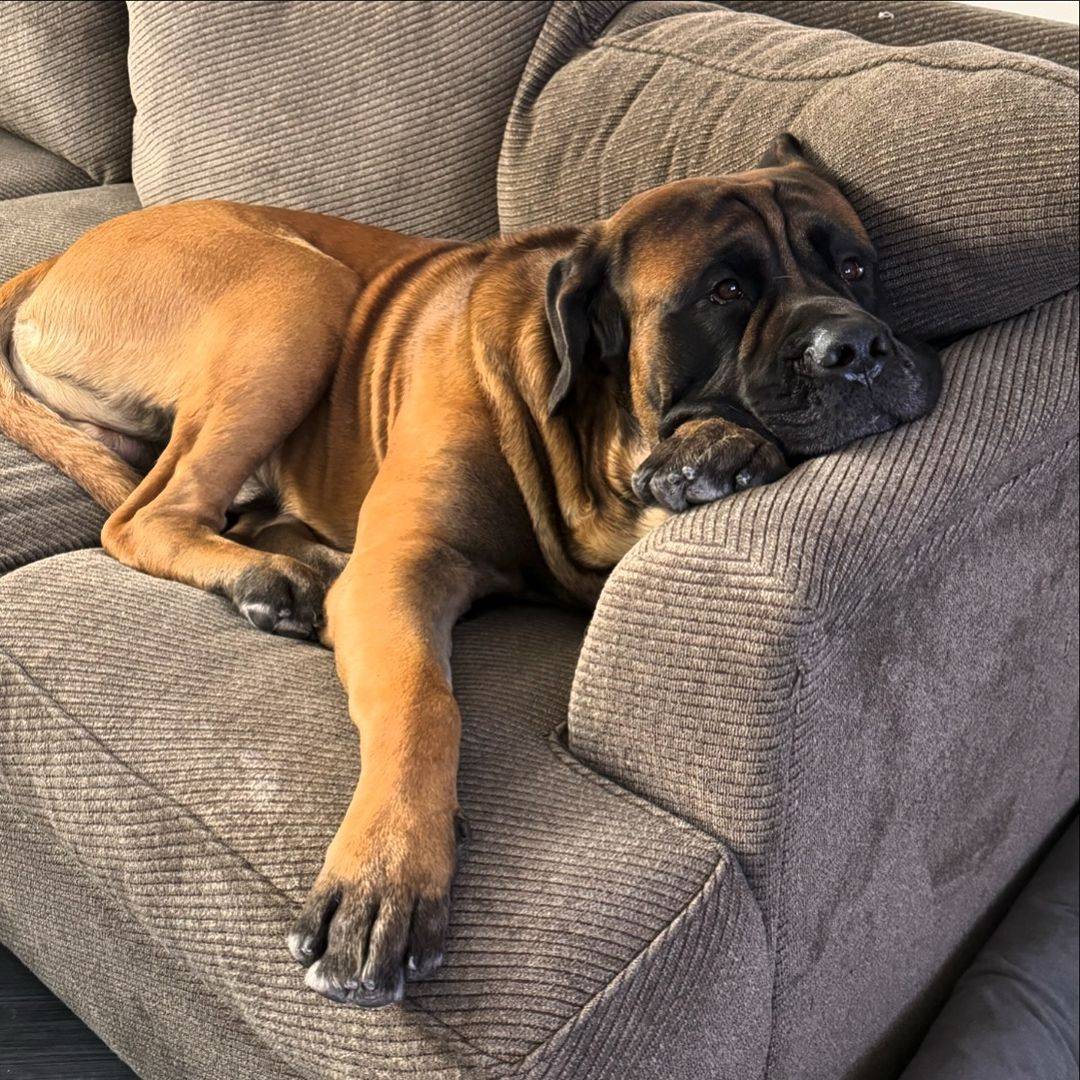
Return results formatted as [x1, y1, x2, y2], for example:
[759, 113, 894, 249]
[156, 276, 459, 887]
[288, 805, 465, 1007]
[631, 419, 788, 512]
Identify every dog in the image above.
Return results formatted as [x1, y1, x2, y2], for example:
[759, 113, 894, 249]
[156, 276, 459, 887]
[0, 134, 941, 1007]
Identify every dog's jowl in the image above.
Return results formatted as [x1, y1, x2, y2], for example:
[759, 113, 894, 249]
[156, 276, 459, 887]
[0, 134, 940, 1007]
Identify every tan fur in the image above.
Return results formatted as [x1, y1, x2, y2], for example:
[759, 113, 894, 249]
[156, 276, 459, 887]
[0, 172, 840, 1002]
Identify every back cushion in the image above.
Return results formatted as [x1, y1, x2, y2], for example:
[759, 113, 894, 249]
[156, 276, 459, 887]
[127, 0, 552, 242]
[499, 2, 1080, 339]
[0, 0, 133, 183]
[722, 1, 1080, 70]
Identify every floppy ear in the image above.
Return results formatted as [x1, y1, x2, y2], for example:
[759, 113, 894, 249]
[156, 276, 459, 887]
[544, 237, 626, 415]
[757, 132, 807, 169]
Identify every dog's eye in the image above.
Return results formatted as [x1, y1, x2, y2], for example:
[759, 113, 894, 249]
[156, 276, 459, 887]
[839, 257, 865, 282]
[709, 279, 743, 304]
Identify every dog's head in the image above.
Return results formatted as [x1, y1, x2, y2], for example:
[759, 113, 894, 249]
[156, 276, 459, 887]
[544, 134, 941, 462]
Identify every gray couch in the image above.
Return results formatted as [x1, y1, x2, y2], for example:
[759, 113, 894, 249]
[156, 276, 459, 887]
[0, 2, 1077, 1078]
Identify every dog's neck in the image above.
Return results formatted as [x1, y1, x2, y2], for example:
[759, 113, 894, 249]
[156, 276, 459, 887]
[467, 234, 666, 604]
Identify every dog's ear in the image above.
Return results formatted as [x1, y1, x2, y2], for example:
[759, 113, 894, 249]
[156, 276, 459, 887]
[757, 132, 807, 169]
[544, 235, 626, 415]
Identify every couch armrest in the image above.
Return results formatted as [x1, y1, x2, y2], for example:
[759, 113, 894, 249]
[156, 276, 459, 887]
[569, 291, 1080, 1077]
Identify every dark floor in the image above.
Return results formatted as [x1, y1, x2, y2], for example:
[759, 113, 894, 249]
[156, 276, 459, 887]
[0, 945, 137, 1079]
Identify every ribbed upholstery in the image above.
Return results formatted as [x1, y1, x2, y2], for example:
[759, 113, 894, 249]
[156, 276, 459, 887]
[498, 2, 1079, 340]
[0, 552, 772, 1079]
[0, 438, 107, 576]
[0, 131, 94, 201]
[0, 0, 133, 183]
[569, 291, 1080, 1077]
[126, 0, 553, 241]
[721, 0, 1080, 70]
[0, 184, 142, 283]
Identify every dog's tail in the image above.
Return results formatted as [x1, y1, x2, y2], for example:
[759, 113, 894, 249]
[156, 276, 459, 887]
[0, 261, 142, 513]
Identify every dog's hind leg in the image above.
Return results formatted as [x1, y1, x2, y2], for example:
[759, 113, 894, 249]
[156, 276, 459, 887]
[99, 312, 353, 638]
[0, 260, 143, 511]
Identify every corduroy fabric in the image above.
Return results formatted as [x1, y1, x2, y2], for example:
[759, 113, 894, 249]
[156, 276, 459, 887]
[0, 0, 133, 184]
[900, 819, 1079, 1080]
[1, 805, 301, 1080]
[569, 291, 1080, 1078]
[0, 552, 772, 1079]
[0, 184, 142, 283]
[721, 1, 1080, 71]
[0, 437, 107, 576]
[498, 2, 1080, 341]
[126, 0, 553, 242]
[0, 131, 94, 201]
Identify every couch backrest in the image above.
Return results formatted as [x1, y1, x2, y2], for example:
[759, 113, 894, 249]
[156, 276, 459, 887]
[0, 0, 133, 184]
[723, 0, 1080, 70]
[126, 0, 553, 242]
[499, 0, 1080, 341]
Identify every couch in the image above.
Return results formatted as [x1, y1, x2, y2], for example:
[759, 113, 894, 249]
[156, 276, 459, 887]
[0, 2, 1077, 1078]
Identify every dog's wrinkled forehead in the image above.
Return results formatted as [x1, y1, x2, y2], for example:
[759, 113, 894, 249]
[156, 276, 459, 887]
[603, 173, 871, 303]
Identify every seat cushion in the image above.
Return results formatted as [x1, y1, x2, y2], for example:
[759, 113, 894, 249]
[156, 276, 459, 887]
[0, 183, 142, 282]
[0, 436, 106, 576]
[901, 819, 1079, 1080]
[127, 0, 552, 242]
[0, 550, 771, 1079]
[498, 1, 1079, 340]
[0, 0, 133, 184]
[0, 131, 94, 200]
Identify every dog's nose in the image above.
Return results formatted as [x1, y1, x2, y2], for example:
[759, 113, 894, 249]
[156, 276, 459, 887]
[806, 320, 891, 377]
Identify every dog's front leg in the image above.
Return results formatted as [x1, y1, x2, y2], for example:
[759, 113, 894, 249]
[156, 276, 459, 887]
[287, 443, 514, 1007]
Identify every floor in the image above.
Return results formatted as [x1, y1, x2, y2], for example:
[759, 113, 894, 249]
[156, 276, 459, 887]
[0, 945, 136, 1079]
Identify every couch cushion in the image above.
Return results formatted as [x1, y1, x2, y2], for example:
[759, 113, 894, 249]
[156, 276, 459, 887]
[0, 436, 106, 576]
[0, 131, 94, 201]
[498, 1, 1079, 340]
[127, 0, 552, 242]
[0, 0, 133, 184]
[722, 1, 1080, 70]
[0, 550, 771, 1079]
[0, 183, 142, 282]
[900, 819, 1079, 1080]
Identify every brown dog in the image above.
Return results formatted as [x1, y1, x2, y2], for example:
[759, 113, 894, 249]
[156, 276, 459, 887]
[0, 135, 940, 1007]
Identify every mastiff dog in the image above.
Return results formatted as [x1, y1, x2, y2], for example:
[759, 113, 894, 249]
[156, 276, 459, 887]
[0, 135, 940, 1006]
